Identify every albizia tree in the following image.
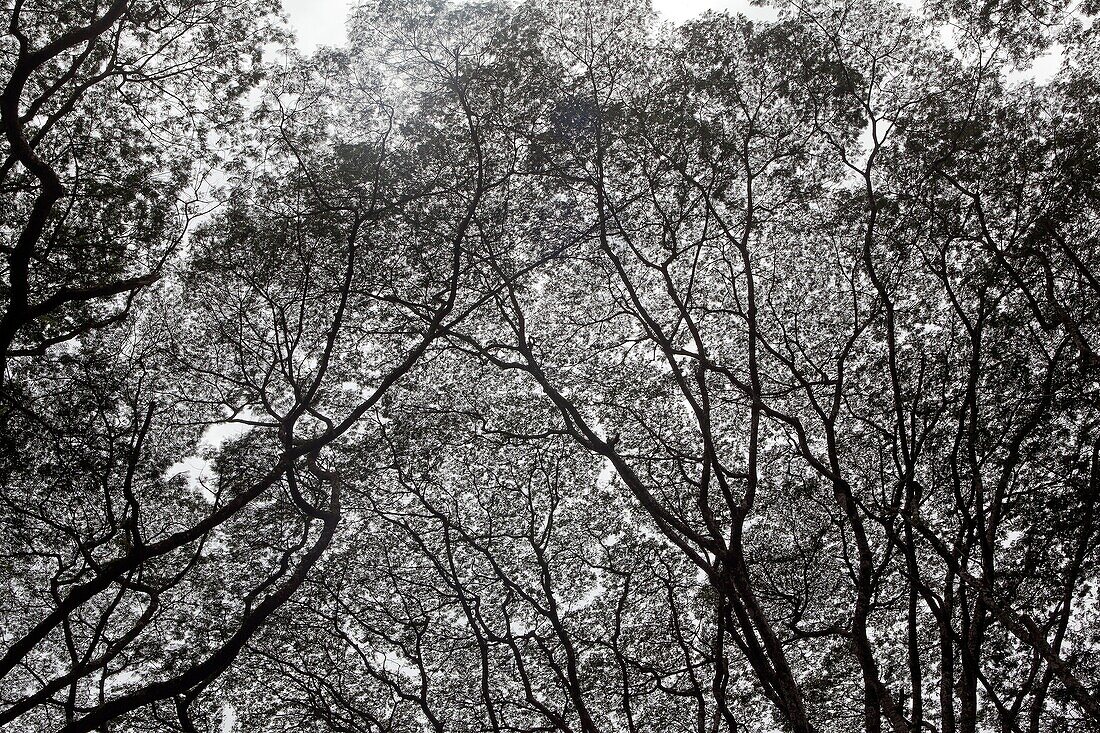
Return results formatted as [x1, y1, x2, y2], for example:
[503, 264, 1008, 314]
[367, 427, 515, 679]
[3, 1, 1100, 732]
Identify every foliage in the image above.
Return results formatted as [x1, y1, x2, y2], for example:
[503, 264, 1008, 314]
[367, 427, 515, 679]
[2, 1, 1100, 732]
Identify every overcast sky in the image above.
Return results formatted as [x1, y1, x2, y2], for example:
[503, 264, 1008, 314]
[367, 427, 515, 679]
[282, 0, 777, 51]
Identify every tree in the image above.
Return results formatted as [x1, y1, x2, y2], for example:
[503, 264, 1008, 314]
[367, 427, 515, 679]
[1, 1, 497, 729]
[3, 1, 1100, 732]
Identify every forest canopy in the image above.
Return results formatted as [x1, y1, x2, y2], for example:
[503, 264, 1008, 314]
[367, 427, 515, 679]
[2, 1, 1100, 732]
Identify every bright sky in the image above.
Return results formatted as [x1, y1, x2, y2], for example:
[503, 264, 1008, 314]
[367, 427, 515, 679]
[282, 0, 776, 51]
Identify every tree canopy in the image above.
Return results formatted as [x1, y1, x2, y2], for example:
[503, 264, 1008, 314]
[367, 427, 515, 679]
[2, 1, 1100, 732]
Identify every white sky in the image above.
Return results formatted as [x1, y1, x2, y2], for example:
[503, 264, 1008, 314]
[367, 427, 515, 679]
[282, 0, 775, 51]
